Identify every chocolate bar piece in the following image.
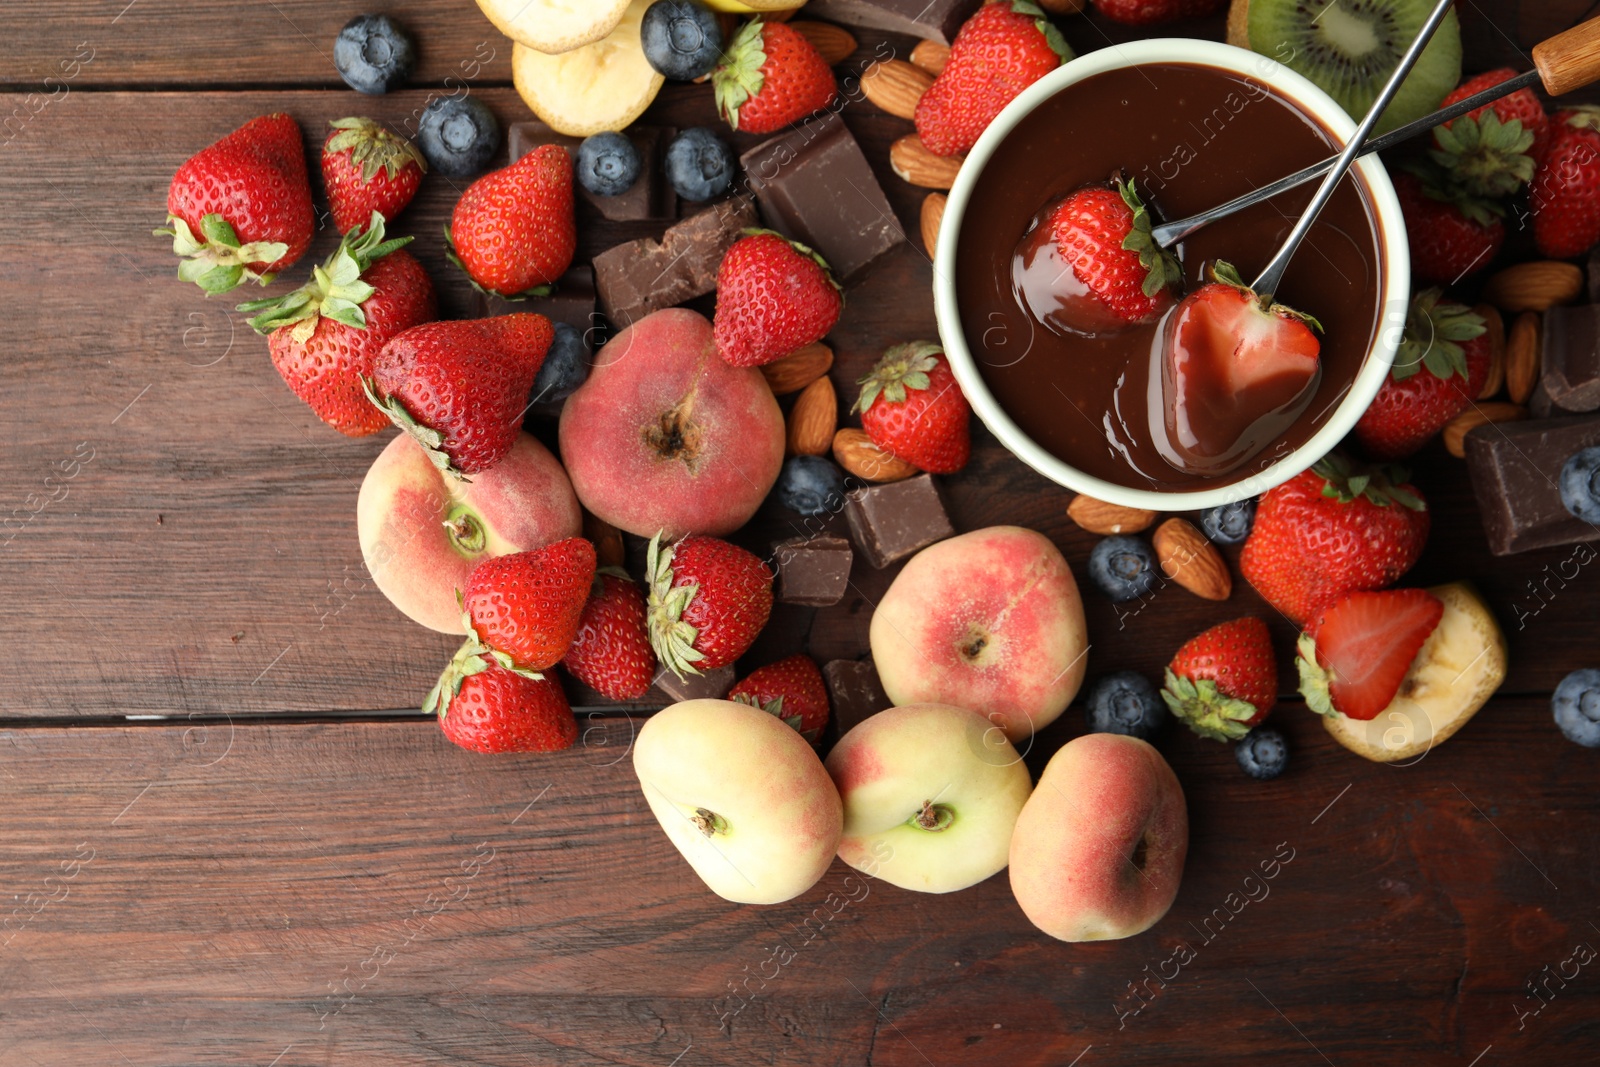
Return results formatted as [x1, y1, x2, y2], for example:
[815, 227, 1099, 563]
[1464, 415, 1600, 555]
[507, 121, 676, 222]
[478, 265, 599, 333]
[1540, 305, 1600, 413]
[844, 474, 954, 569]
[822, 659, 891, 735]
[801, 0, 982, 44]
[593, 198, 760, 327]
[656, 663, 736, 705]
[741, 112, 905, 283]
[774, 535, 854, 606]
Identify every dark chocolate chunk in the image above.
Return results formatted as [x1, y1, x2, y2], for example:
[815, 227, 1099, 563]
[1464, 415, 1600, 555]
[844, 474, 954, 568]
[1540, 304, 1600, 414]
[507, 121, 676, 222]
[656, 664, 736, 705]
[801, 0, 982, 44]
[822, 658, 891, 735]
[774, 535, 854, 606]
[740, 111, 905, 282]
[593, 197, 759, 327]
[478, 265, 599, 334]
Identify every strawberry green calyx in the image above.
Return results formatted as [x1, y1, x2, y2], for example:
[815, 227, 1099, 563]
[1430, 109, 1535, 199]
[853, 341, 943, 414]
[1160, 668, 1258, 741]
[729, 691, 807, 737]
[1294, 633, 1339, 718]
[645, 531, 706, 681]
[712, 21, 767, 131]
[1116, 178, 1182, 300]
[1391, 288, 1485, 383]
[1007, 0, 1073, 63]
[1401, 160, 1505, 228]
[1312, 452, 1425, 511]
[360, 375, 469, 482]
[154, 212, 290, 294]
[236, 212, 412, 342]
[1210, 260, 1324, 333]
[741, 227, 843, 293]
[423, 630, 542, 719]
[442, 223, 553, 301]
[326, 116, 428, 182]
[1563, 105, 1600, 133]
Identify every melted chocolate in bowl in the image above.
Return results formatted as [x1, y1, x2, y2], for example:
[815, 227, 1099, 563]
[955, 62, 1383, 492]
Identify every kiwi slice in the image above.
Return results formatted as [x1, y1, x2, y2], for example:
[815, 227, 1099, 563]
[1226, 0, 1462, 135]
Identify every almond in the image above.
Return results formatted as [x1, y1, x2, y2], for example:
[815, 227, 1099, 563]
[1473, 303, 1505, 399]
[1482, 261, 1583, 313]
[760, 342, 834, 395]
[582, 510, 626, 569]
[790, 21, 856, 65]
[1505, 311, 1541, 404]
[1066, 494, 1157, 535]
[833, 428, 917, 483]
[1442, 402, 1527, 458]
[921, 193, 946, 258]
[890, 134, 963, 189]
[787, 375, 837, 457]
[1152, 518, 1232, 601]
[909, 40, 949, 76]
[861, 59, 934, 120]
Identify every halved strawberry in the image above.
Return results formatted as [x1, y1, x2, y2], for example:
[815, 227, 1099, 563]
[1168, 261, 1321, 396]
[1297, 589, 1444, 721]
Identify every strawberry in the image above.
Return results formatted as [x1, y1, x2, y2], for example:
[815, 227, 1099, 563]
[1240, 453, 1430, 627]
[1091, 0, 1226, 26]
[367, 314, 553, 477]
[729, 654, 830, 744]
[235, 214, 435, 437]
[563, 572, 658, 701]
[1353, 290, 1490, 459]
[446, 143, 576, 299]
[1431, 71, 1540, 199]
[714, 231, 842, 368]
[646, 533, 773, 680]
[156, 113, 314, 293]
[464, 538, 598, 672]
[1296, 589, 1444, 721]
[1393, 169, 1504, 285]
[712, 21, 837, 135]
[429, 657, 578, 755]
[913, 2, 1070, 158]
[1531, 108, 1600, 259]
[1437, 68, 1549, 161]
[1161, 616, 1277, 741]
[320, 117, 427, 235]
[853, 342, 972, 474]
[1045, 179, 1181, 328]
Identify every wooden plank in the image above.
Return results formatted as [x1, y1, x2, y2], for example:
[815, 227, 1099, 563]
[0, 710, 1594, 1064]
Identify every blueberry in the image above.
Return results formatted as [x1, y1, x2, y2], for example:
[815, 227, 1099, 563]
[1199, 498, 1258, 544]
[334, 14, 416, 95]
[665, 127, 736, 202]
[641, 0, 724, 81]
[1559, 446, 1600, 523]
[530, 323, 590, 406]
[1087, 536, 1158, 601]
[775, 456, 846, 517]
[1084, 670, 1166, 740]
[576, 132, 642, 198]
[1553, 668, 1600, 748]
[416, 96, 501, 177]
[1235, 728, 1289, 780]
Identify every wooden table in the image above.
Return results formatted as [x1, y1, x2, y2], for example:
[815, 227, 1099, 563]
[3, 1, 1597, 1063]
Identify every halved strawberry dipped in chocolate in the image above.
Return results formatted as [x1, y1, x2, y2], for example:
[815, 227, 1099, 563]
[1297, 588, 1445, 722]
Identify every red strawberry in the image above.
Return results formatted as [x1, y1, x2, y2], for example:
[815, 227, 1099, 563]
[236, 215, 435, 437]
[714, 231, 842, 367]
[1161, 616, 1277, 741]
[1393, 169, 1504, 285]
[429, 658, 578, 754]
[1437, 68, 1549, 161]
[1431, 71, 1541, 199]
[1091, 0, 1226, 26]
[729, 654, 831, 743]
[1531, 108, 1600, 259]
[1297, 589, 1444, 721]
[320, 117, 427, 234]
[914, 2, 1070, 157]
[563, 572, 658, 701]
[367, 314, 553, 477]
[1240, 454, 1430, 626]
[446, 143, 576, 298]
[464, 538, 598, 672]
[712, 21, 837, 135]
[853, 342, 971, 474]
[1353, 290, 1490, 459]
[156, 113, 314, 293]
[646, 533, 773, 680]
[1044, 179, 1181, 329]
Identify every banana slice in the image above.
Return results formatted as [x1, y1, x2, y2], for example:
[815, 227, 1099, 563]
[477, 0, 631, 55]
[704, 0, 807, 10]
[1315, 582, 1507, 763]
[512, 0, 665, 137]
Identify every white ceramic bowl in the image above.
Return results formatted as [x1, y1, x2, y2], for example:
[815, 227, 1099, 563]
[933, 38, 1411, 511]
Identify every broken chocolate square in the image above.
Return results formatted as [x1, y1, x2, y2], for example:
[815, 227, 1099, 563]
[774, 535, 854, 606]
[1464, 415, 1600, 555]
[801, 0, 983, 44]
[507, 121, 677, 222]
[656, 663, 736, 705]
[478, 265, 599, 334]
[593, 197, 760, 327]
[822, 658, 891, 735]
[844, 474, 954, 569]
[1539, 304, 1600, 414]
